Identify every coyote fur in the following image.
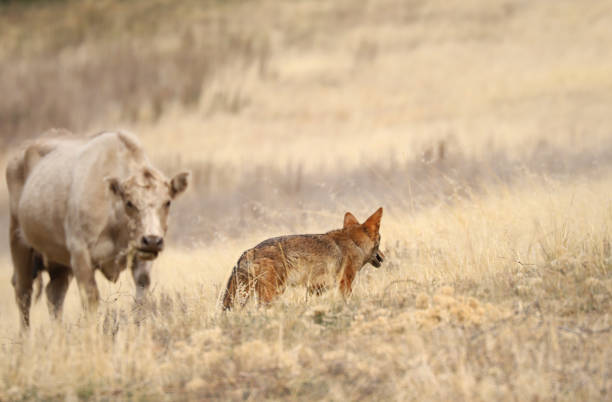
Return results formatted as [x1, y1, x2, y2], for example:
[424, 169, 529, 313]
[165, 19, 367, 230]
[222, 207, 384, 309]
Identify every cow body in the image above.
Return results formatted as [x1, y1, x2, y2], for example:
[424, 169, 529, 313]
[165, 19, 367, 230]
[6, 130, 189, 328]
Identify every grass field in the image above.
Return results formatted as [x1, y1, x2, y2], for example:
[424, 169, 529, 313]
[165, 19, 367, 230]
[1, 0, 611, 400]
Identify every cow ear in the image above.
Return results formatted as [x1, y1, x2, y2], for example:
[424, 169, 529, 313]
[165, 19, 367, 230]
[170, 171, 190, 198]
[363, 207, 383, 237]
[106, 177, 124, 198]
[343, 212, 359, 228]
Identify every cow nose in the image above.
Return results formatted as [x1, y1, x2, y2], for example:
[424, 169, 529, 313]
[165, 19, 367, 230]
[141, 235, 164, 251]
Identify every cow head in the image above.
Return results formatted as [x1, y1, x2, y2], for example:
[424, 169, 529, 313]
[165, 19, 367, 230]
[106, 168, 189, 261]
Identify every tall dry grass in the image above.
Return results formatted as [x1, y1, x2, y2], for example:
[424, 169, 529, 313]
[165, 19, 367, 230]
[1, 0, 611, 400]
[0, 174, 610, 400]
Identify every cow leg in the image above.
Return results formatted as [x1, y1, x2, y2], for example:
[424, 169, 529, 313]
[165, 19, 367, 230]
[46, 264, 72, 320]
[69, 245, 99, 312]
[131, 258, 152, 302]
[9, 216, 35, 330]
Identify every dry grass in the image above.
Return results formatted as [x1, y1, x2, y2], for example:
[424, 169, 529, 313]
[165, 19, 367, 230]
[1, 0, 611, 400]
[1, 175, 611, 400]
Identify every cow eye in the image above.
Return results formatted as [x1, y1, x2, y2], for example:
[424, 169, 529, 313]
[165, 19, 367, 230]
[164, 200, 171, 208]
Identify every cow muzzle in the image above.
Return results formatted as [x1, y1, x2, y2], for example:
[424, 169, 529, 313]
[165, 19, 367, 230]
[137, 235, 164, 260]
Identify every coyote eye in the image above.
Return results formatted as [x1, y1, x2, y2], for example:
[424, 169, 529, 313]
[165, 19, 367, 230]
[164, 200, 171, 208]
[126, 200, 136, 210]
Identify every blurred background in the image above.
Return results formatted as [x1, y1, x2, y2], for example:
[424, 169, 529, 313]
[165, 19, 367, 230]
[1, 0, 612, 251]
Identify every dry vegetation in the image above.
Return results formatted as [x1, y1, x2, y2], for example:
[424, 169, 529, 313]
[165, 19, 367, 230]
[1, 0, 611, 400]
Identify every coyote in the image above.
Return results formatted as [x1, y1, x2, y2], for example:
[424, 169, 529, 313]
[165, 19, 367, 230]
[222, 207, 384, 309]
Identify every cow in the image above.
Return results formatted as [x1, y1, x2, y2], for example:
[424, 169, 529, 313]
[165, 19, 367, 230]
[6, 130, 189, 328]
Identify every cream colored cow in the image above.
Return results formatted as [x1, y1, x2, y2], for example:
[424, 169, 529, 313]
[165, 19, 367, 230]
[6, 130, 189, 328]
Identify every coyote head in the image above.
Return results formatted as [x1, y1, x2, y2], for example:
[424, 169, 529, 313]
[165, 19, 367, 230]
[343, 207, 385, 268]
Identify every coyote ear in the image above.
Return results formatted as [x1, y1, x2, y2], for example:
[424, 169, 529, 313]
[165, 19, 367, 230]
[106, 177, 124, 198]
[363, 207, 383, 236]
[343, 212, 359, 228]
